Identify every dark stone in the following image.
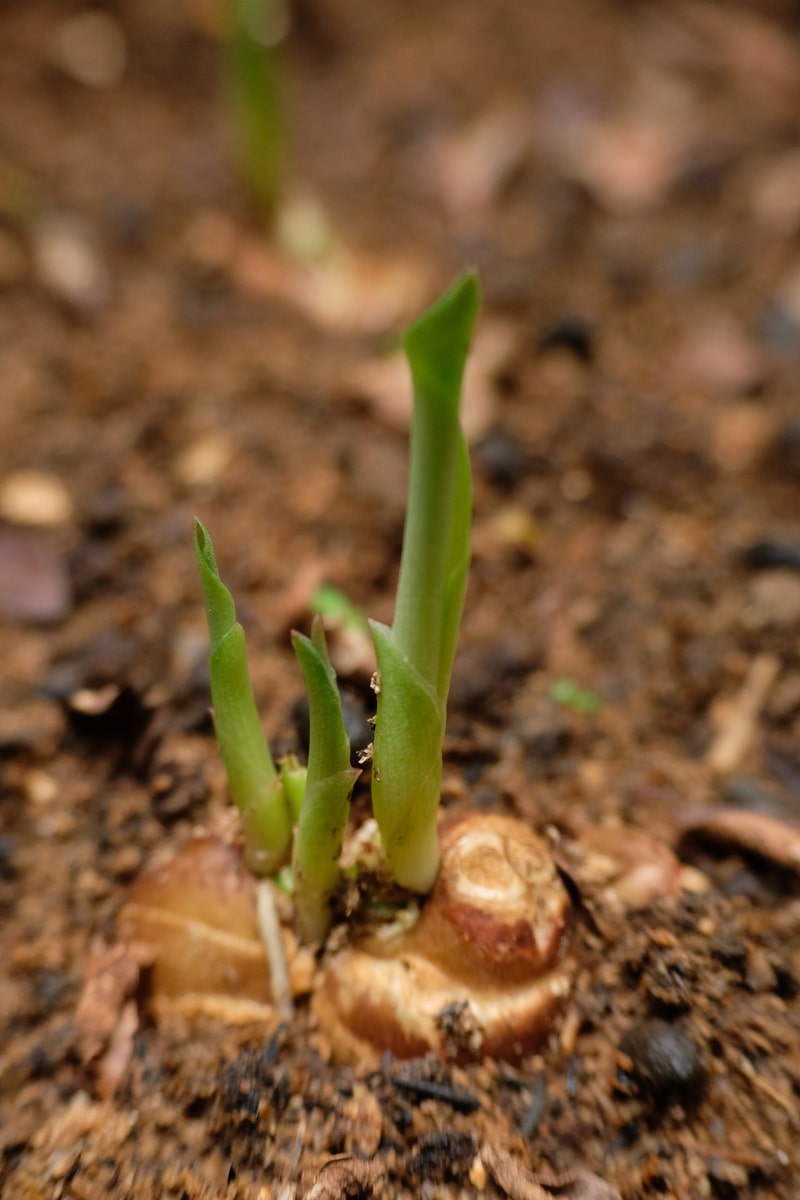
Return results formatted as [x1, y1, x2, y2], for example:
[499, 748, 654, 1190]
[537, 315, 595, 363]
[742, 539, 800, 573]
[619, 1018, 707, 1100]
[475, 430, 530, 491]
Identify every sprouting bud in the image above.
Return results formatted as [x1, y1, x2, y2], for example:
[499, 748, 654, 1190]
[313, 812, 572, 1064]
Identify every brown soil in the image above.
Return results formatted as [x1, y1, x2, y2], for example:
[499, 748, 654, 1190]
[2, 1, 800, 1197]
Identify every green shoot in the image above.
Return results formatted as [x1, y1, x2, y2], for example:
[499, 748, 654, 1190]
[548, 678, 603, 715]
[370, 271, 480, 892]
[195, 272, 481, 934]
[310, 583, 369, 637]
[291, 618, 360, 942]
[194, 518, 293, 874]
[225, 0, 286, 222]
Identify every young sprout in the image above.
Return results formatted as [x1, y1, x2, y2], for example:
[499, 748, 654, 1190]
[193, 272, 480, 930]
[369, 271, 480, 892]
[194, 518, 293, 875]
[291, 618, 360, 943]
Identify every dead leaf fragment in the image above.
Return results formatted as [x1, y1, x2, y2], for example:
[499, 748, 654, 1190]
[674, 1, 800, 118]
[706, 652, 780, 773]
[0, 527, 72, 624]
[50, 10, 127, 88]
[480, 1143, 622, 1200]
[32, 212, 111, 316]
[75, 936, 154, 1096]
[675, 314, 766, 396]
[305, 1155, 382, 1199]
[428, 107, 530, 222]
[556, 824, 684, 911]
[678, 808, 800, 872]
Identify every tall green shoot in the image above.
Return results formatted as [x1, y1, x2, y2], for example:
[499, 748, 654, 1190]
[370, 271, 480, 892]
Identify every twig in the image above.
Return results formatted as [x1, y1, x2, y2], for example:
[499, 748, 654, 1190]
[706, 652, 780, 774]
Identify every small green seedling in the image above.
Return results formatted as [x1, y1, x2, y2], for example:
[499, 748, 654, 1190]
[196, 271, 480, 938]
[548, 677, 603, 715]
[195, 520, 294, 874]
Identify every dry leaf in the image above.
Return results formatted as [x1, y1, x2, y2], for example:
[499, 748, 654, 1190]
[675, 314, 767, 397]
[428, 107, 530, 222]
[75, 937, 154, 1095]
[562, 824, 684, 910]
[96, 999, 139, 1100]
[674, 2, 800, 118]
[480, 1142, 622, 1200]
[678, 808, 800, 872]
[305, 1155, 382, 1199]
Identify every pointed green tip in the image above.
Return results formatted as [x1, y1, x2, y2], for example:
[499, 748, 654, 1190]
[403, 270, 481, 407]
[194, 517, 219, 577]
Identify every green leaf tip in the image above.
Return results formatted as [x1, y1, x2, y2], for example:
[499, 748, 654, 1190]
[403, 270, 480, 411]
[194, 517, 237, 652]
[194, 515, 291, 875]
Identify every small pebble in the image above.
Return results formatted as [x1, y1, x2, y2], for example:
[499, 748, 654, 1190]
[677, 316, 766, 397]
[742, 570, 800, 630]
[742, 539, 800, 573]
[709, 404, 775, 472]
[32, 213, 111, 316]
[745, 946, 777, 994]
[175, 431, 235, 488]
[475, 430, 530, 491]
[757, 300, 800, 358]
[619, 1018, 707, 1100]
[538, 315, 595, 363]
[50, 10, 127, 88]
[0, 469, 73, 527]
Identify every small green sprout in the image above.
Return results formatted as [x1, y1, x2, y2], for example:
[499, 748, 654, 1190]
[310, 583, 369, 637]
[195, 270, 480, 936]
[291, 618, 360, 942]
[548, 677, 603, 715]
[194, 518, 293, 874]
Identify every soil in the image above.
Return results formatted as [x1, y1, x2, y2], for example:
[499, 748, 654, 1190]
[2, 1, 800, 1197]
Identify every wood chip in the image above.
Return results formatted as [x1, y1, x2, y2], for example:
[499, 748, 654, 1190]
[706, 653, 780, 773]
